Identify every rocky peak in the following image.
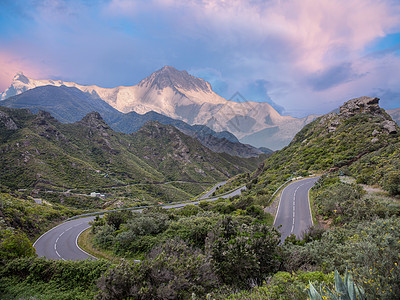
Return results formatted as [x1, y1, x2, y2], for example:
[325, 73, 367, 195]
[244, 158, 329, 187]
[37, 110, 55, 120]
[34, 110, 58, 126]
[339, 96, 380, 118]
[13, 72, 30, 84]
[138, 66, 213, 92]
[138, 121, 176, 137]
[78, 111, 110, 130]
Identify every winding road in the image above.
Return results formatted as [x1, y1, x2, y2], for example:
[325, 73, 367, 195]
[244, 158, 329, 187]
[35, 177, 319, 260]
[273, 177, 320, 241]
[34, 183, 244, 260]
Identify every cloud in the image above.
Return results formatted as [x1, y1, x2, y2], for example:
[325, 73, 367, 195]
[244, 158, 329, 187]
[0, 51, 51, 92]
[1, 0, 400, 115]
[306, 63, 363, 91]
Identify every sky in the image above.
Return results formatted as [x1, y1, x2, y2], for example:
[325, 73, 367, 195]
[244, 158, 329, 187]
[1, 0, 400, 117]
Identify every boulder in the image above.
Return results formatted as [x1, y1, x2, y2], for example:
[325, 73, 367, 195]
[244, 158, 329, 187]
[382, 120, 397, 134]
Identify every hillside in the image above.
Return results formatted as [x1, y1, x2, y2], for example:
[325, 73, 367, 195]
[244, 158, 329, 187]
[245, 96, 400, 202]
[0, 85, 261, 158]
[0, 68, 318, 150]
[0, 107, 262, 199]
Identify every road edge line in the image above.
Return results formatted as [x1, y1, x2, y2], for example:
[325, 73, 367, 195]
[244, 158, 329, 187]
[273, 180, 292, 225]
[75, 226, 97, 260]
[307, 179, 318, 226]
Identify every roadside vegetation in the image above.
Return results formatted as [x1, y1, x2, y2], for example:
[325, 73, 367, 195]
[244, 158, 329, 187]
[1, 100, 400, 299]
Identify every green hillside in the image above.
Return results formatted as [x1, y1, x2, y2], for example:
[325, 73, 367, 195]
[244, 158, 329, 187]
[245, 97, 400, 202]
[0, 107, 263, 206]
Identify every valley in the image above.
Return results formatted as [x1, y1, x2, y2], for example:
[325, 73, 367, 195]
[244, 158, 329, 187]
[1, 94, 400, 300]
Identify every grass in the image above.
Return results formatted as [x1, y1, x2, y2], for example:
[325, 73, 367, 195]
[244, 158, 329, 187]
[78, 228, 123, 263]
[309, 189, 318, 226]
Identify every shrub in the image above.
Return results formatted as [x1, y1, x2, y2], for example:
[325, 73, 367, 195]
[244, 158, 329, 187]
[0, 229, 35, 261]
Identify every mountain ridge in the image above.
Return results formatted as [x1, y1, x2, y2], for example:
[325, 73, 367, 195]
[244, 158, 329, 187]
[0, 106, 264, 196]
[0, 67, 318, 150]
[0, 85, 262, 157]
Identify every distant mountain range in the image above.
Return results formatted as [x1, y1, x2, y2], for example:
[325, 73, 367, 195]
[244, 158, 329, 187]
[0, 67, 318, 150]
[0, 85, 264, 158]
[387, 108, 400, 126]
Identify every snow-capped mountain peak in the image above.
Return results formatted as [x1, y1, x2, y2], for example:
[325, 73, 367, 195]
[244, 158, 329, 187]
[0, 66, 318, 149]
[139, 66, 213, 93]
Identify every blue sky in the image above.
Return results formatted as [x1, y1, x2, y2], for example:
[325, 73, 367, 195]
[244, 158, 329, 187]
[1, 0, 400, 117]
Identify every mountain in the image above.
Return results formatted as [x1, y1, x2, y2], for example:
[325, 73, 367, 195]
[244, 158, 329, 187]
[0, 84, 121, 124]
[0, 107, 264, 194]
[0, 85, 261, 157]
[245, 96, 400, 203]
[0, 68, 318, 150]
[387, 108, 400, 126]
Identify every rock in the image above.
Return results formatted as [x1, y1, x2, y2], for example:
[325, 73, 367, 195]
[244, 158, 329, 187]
[339, 96, 380, 118]
[0, 110, 18, 130]
[382, 120, 397, 134]
[372, 129, 380, 136]
[371, 138, 379, 143]
[78, 111, 110, 130]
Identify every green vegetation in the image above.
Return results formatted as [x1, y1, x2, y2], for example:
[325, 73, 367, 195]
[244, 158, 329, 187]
[308, 269, 365, 300]
[282, 175, 400, 299]
[90, 201, 273, 261]
[0, 192, 78, 240]
[0, 258, 109, 300]
[227, 271, 335, 300]
[2, 98, 400, 299]
[0, 107, 263, 209]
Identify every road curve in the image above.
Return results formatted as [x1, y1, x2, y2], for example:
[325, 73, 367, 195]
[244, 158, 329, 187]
[34, 183, 245, 260]
[273, 177, 320, 241]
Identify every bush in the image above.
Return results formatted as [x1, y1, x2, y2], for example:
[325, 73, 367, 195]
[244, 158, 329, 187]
[384, 171, 400, 196]
[97, 239, 219, 300]
[0, 229, 35, 261]
[206, 216, 281, 288]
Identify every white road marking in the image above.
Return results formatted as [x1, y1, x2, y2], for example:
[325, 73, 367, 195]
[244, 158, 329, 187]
[53, 222, 85, 260]
[75, 226, 97, 260]
[290, 183, 306, 233]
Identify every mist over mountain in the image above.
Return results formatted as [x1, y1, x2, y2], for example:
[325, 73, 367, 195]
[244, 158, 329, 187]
[0, 67, 318, 150]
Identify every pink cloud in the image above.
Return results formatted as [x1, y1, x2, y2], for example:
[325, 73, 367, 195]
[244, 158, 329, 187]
[0, 51, 51, 92]
[146, 0, 400, 71]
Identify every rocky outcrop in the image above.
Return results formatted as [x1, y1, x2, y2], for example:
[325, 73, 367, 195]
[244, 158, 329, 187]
[339, 96, 380, 118]
[78, 111, 110, 131]
[0, 110, 18, 130]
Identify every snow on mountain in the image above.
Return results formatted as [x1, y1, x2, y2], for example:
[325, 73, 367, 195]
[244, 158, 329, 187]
[0, 67, 317, 150]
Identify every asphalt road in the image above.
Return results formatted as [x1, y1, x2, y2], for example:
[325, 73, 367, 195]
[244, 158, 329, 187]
[34, 183, 245, 260]
[273, 177, 320, 241]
